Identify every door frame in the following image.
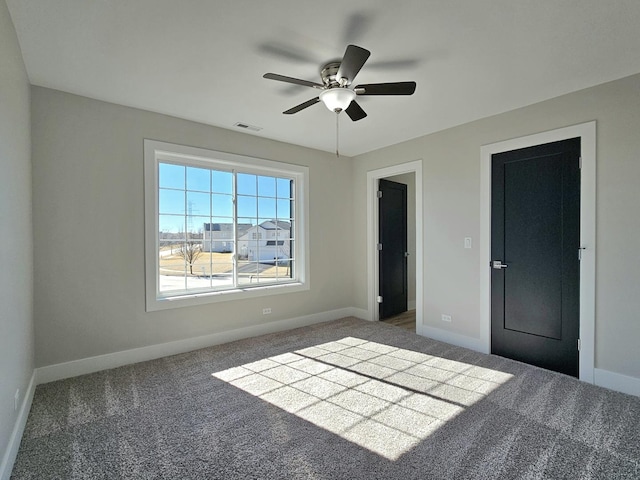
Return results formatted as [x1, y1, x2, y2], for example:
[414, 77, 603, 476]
[367, 160, 423, 330]
[480, 121, 596, 383]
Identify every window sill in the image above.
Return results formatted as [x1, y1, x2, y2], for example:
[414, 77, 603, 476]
[146, 281, 309, 312]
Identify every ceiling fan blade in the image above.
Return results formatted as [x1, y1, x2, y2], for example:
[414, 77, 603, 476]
[340, 13, 373, 46]
[345, 101, 367, 121]
[355, 81, 417, 95]
[336, 45, 371, 84]
[283, 97, 321, 115]
[263, 73, 324, 89]
[258, 42, 317, 64]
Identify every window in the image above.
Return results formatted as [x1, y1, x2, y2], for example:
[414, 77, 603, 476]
[144, 140, 309, 311]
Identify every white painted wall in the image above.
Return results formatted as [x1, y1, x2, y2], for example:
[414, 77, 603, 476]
[352, 73, 640, 380]
[0, 0, 34, 471]
[31, 87, 354, 367]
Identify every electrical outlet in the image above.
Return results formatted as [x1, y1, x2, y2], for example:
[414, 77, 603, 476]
[441, 314, 452, 323]
[14, 389, 19, 411]
[262, 307, 272, 315]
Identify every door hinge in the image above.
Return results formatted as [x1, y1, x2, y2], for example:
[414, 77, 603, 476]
[578, 247, 586, 260]
[377, 190, 383, 198]
[377, 296, 383, 303]
[577, 339, 581, 351]
[579, 156, 582, 169]
[377, 243, 383, 251]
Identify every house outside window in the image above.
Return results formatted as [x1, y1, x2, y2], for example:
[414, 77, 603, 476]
[144, 140, 309, 311]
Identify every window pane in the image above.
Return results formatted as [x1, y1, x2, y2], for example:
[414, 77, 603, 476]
[237, 261, 260, 286]
[276, 199, 291, 218]
[212, 194, 233, 217]
[277, 178, 293, 198]
[237, 195, 257, 217]
[203, 224, 234, 252]
[187, 275, 212, 290]
[192, 248, 233, 290]
[212, 170, 232, 194]
[159, 163, 185, 189]
[190, 253, 211, 279]
[159, 247, 187, 292]
[186, 191, 211, 217]
[187, 216, 209, 238]
[210, 270, 233, 290]
[237, 173, 256, 195]
[258, 176, 276, 197]
[274, 264, 293, 279]
[159, 275, 186, 293]
[187, 166, 210, 192]
[159, 189, 185, 215]
[272, 227, 288, 240]
[258, 197, 276, 219]
[159, 215, 185, 237]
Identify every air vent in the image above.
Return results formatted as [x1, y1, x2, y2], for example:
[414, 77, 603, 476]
[233, 122, 262, 132]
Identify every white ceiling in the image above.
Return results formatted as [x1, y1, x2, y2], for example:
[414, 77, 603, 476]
[7, 0, 640, 157]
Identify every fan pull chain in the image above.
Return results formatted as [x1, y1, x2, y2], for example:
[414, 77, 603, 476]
[336, 112, 340, 158]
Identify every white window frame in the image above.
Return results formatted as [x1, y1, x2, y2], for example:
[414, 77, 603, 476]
[144, 140, 309, 312]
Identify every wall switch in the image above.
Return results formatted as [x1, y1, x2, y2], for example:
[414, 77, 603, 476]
[441, 314, 452, 323]
[262, 308, 272, 315]
[464, 237, 472, 249]
[14, 389, 19, 411]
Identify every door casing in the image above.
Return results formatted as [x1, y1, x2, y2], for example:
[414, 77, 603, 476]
[367, 161, 423, 329]
[480, 121, 596, 383]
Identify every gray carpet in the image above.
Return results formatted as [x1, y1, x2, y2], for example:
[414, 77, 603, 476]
[11, 318, 640, 479]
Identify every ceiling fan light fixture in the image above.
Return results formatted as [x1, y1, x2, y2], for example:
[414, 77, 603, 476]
[320, 88, 356, 112]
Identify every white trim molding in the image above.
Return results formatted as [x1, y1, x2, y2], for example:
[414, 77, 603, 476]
[0, 372, 36, 480]
[420, 326, 487, 353]
[35, 308, 358, 385]
[480, 121, 596, 383]
[143, 139, 310, 312]
[366, 160, 424, 332]
[594, 369, 640, 398]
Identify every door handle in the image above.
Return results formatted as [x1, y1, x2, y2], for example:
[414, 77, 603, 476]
[491, 260, 508, 269]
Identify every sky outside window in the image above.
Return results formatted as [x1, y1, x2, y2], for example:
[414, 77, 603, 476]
[158, 163, 292, 234]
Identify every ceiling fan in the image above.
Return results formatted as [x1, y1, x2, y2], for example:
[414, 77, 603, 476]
[263, 44, 416, 121]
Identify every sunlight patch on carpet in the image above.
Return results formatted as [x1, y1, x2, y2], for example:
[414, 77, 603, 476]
[212, 337, 513, 460]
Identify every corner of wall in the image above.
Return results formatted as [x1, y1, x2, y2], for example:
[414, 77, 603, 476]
[0, 372, 36, 480]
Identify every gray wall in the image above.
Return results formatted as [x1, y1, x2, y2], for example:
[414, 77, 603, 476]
[31, 87, 354, 367]
[0, 0, 34, 463]
[352, 73, 640, 379]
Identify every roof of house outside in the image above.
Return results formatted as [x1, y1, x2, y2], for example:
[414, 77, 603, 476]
[260, 220, 291, 230]
[204, 223, 252, 233]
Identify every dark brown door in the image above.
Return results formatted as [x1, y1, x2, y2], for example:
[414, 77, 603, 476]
[491, 138, 580, 377]
[379, 179, 408, 319]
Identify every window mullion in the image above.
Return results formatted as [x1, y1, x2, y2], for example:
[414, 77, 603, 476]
[209, 170, 213, 290]
[232, 169, 238, 287]
[183, 170, 188, 291]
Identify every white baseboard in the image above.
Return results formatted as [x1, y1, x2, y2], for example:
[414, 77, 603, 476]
[419, 325, 488, 354]
[0, 371, 36, 480]
[350, 307, 370, 321]
[36, 307, 359, 385]
[594, 368, 640, 397]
